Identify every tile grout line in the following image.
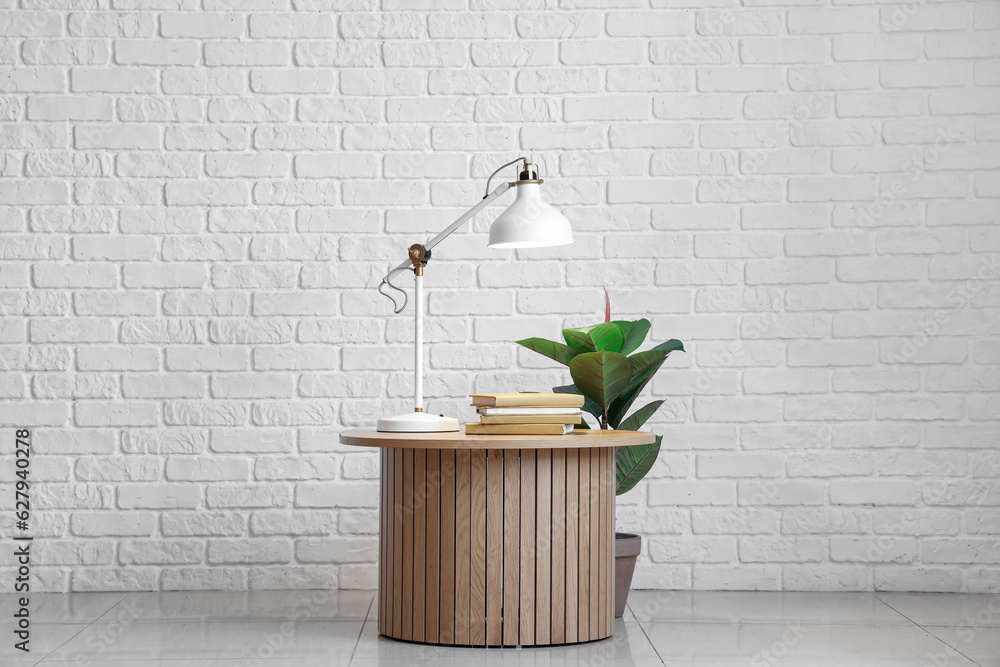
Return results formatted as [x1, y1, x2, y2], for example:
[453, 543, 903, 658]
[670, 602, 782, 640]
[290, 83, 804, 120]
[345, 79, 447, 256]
[875, 595, 984, 667]
[348, 593, 376, 666]
[32, 595, 126, 666]
[628, 602, 668, 666]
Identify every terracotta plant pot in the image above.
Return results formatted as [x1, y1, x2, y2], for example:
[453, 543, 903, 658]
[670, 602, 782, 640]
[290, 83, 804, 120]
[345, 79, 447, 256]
[614, 532, 641, 618]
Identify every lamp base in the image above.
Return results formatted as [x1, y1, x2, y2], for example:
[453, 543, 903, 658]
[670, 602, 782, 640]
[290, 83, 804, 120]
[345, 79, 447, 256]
[377, 411, 460, 433]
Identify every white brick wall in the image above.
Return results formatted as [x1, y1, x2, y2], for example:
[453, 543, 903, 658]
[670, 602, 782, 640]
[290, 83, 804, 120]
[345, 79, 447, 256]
[1, 1, 998, 594]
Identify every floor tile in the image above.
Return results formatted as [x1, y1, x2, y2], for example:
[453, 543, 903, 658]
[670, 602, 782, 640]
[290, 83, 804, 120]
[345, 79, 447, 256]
[923, 625, 1000, 666]
[352, 616, 663, 665]
[44, 620, 363, 663]
[879, 593, 1000, 627]
[628, 590, 913, 625]
[642, 621, 979, 666]
[0, 622, 89, 667]
[89, 589, 373, 624]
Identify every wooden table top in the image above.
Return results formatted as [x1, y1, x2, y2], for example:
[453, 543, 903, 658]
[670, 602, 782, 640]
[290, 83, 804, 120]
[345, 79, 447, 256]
[339, 427, 656, 450]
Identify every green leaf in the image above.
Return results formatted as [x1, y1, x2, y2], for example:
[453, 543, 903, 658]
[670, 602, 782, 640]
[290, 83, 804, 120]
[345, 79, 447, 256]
[607, 357, 666, 428]
[606, 338, 685, 427]
[562, 322, 624, 353]
[516, 337, 580, 366]
[628, 349, 670, 377]
[553, 383, 603, 423]
[568, 351, 632, 408]
[615, 435, 661, 496]
[653, 339, 685, 354]
[618, 400, 664, 432]
[613, 319, 651, 356]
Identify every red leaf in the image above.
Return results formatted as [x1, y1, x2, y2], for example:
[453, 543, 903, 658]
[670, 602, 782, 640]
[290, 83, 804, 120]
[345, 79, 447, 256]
[604, 287, 610, 323]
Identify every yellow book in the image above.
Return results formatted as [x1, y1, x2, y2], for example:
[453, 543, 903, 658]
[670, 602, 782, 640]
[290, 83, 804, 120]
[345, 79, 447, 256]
[466, 423, 576, 436]
[479, 414, 582, 425]
[478, 406, 581, 416]
[469, 392, 584, 408]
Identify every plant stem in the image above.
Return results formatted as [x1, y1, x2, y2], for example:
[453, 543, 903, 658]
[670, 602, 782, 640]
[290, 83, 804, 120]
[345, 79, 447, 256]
[601, 405, 608, 430]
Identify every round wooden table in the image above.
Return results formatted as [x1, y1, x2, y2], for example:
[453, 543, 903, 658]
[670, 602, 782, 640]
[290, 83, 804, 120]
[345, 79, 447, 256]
[339, 427, 656, 648]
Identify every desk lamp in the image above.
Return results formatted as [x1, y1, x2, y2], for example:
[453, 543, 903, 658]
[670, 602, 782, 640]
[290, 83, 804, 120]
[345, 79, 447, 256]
[376, 157, 573, 432]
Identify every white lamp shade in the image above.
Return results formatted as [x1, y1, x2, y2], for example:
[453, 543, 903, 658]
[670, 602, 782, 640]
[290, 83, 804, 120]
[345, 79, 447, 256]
[488, 183, 573, 249]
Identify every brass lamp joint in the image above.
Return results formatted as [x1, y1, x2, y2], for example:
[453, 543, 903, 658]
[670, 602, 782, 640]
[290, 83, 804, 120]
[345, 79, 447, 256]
[408, 243, 429, 275]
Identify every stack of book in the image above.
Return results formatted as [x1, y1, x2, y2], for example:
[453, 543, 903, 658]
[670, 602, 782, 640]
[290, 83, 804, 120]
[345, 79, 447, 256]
[465, 393, 585, 435]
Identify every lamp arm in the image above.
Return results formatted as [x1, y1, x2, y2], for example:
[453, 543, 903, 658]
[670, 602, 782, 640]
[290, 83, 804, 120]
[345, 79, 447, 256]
[377, 180, 512, 314]
[425, 180, 510, 252]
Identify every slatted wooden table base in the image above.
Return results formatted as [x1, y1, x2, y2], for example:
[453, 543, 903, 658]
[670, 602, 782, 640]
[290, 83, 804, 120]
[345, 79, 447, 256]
[341, 428, 656, 648]
[379, 446, 613, 647]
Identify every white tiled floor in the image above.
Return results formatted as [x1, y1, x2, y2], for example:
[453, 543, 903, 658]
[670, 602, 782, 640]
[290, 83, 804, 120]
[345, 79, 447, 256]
[2, 589, 997, 666]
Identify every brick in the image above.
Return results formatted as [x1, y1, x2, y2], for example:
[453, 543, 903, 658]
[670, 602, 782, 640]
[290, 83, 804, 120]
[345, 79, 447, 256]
[428, 13, 510, 39]
[162, 12, 243, 38]
[23, 39, 110, 66]
[115, 40, 200, 66]
[251, 69, 334, 94]
[836, 92, 924, 117]
[385, 42, 466, 67]
[697, 10, 780, 36]
[741, 38, 826, 64]
[698, 67, 782, 92]
[249, 13, 334, 38]
[833, 35, 920, 62]
[789, 65, 876, 91]
[208, 42, 291, 67]
[881, 62, 968, 89]
[790, 8, 873, 34]
[295, 42, 378, 67]
[433, 70, 509, 95]
[651, 38, 734, 64]
[69, 12, 156, 38]
[926, 33, 1000, 59]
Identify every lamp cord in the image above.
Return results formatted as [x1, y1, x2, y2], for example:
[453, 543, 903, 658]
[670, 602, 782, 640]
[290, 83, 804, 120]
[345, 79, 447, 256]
[484, 156, 527, 199]
[378, 268, 409, 315]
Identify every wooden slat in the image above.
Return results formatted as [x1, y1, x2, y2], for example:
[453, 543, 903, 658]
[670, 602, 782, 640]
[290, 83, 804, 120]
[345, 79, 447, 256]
[439, 449, 456, 644]
[578, 447, 590, 639]
[470, 449, 487, 646]
[402, 448, 414, 641]
[426, 448, 440, 644]
[486, 449, 503, 646]
[565, 448, 579, 643]
[413, 449, 426, 642]
[551, 448, 566, 644]
[607, 447, 615, 637]
[535, 448, 551, 645]
[518, 449, 535, 646]
[502, 449, 519, 647]
[455, 450, 471, 645]
[594, 448, 608, 637]
[589, 447, 600, 640]
[385, 448, 393, 635]
[379, 448, 385, 634]
[393, 448, 404, 638]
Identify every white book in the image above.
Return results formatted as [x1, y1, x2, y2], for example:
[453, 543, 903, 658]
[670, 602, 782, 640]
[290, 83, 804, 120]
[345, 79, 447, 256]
[477, 407, 583, 416]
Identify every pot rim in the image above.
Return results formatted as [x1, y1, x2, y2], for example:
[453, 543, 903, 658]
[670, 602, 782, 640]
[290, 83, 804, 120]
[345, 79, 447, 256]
[615, 532, 641, 558]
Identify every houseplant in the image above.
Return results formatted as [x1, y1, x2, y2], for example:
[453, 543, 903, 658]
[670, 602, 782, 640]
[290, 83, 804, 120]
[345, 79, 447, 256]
[516, 295, 683, 617]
